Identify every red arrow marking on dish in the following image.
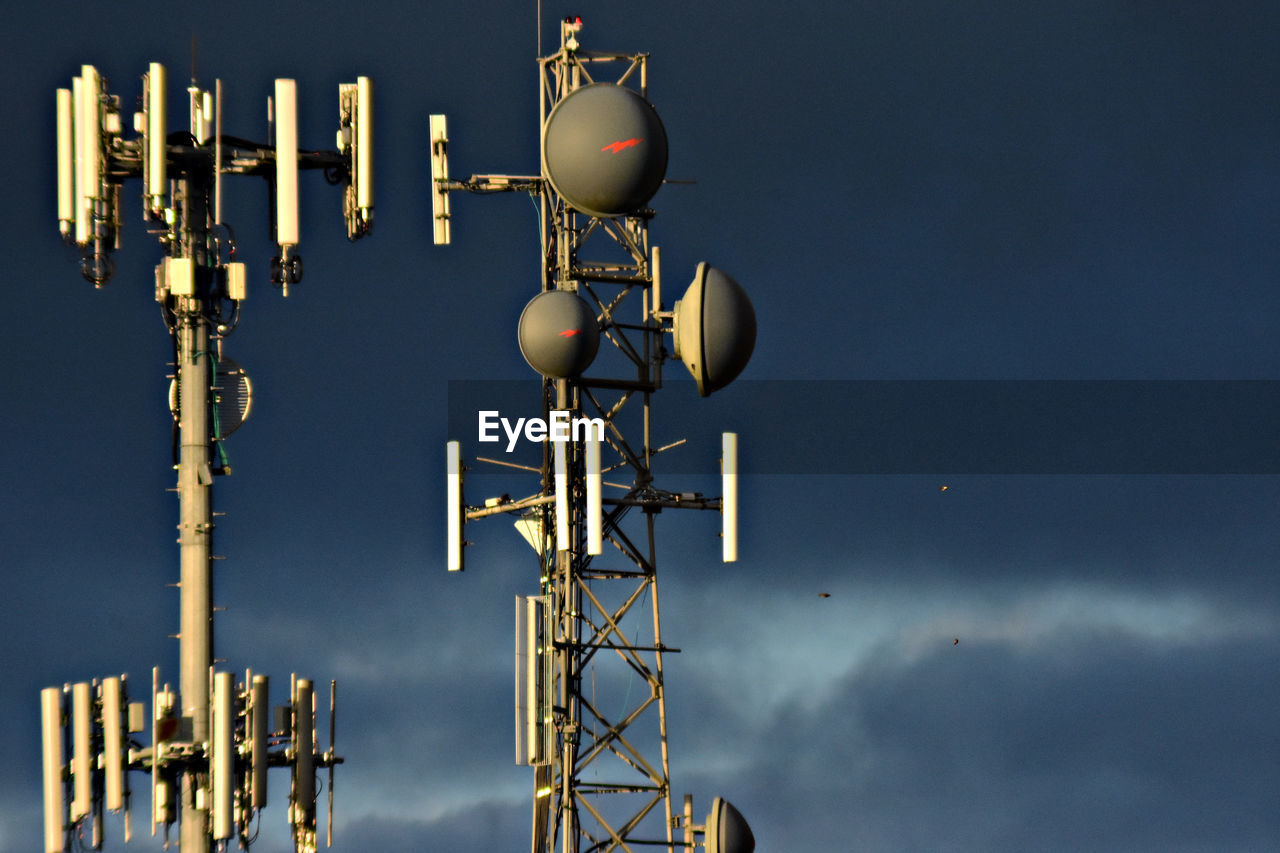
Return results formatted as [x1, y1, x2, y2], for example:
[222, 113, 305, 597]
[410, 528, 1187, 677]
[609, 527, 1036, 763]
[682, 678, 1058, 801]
[558, 329, 581, 338]
[602, 138, 642, 154]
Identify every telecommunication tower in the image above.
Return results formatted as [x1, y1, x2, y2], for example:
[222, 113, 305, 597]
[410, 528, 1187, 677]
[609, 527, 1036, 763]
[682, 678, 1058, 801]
[40, 62, 373, 853]
[436, 17, 758, 853]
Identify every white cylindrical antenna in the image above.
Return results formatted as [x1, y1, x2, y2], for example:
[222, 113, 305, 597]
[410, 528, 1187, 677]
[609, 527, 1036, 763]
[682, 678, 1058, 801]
[145, 63, 167, 216]
[210, 672, 234, 840]
[250, 674, 269, 810]
[150, 668, 159, 837]
[515, 597, 531, 764]
[326, 679, 337, 847]
[554, 438, 569, 550]
[651, 244, 662, 316]
[199, 90, 213, 143]
[56, 89, 74, 235]
[41, 687, 66, 853]
[294, 678, 316, 827]
[524, 597, 541, 764]
[274, 79, 299, 248]
[71, 76, 86, 245]
[355, 76, 374, 214]
[101, 677, 124, 812]
[70, 682, 92, 822]
[447, 441, 464, 571]
[214, 79, 223, 226]
[586, 433, 602, 555]
[77, 67, 101, 245]
[722, 432, 738, 563]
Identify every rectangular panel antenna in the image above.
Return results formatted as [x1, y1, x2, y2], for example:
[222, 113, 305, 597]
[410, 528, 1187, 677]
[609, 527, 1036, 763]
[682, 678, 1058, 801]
[150, 669, 159, 837]
[446, 441, 464, 571]
[356, 77, 374, 214]
[293, 678, 316, 827]
[56, 89, 73, 236]
[71, 76, 86, 245]
[651, 245, 662, 314]
[41, 687, 65, 853]
[210, 672, 234, 840]
[515, 595, 552, 765]
[274, 79, 299, 247]
[586, 434, 602, 555]
[70, 682, 91, 821]
[145, 63, 167, 216]
[250, 674, 269, 809]
[722, 432, 738, 562]
[101, 677, 124, 812]
[514, 597, 531, 763]
[191, 88, 213, 144]
[554, 439, 569, 550]
[77, 67, 101, 248]
[429, 114, 451, 245]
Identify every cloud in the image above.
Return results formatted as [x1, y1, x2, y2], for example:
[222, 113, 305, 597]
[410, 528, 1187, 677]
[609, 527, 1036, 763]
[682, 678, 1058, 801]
[341, 797, 527, 851]
[671, 587, 1280, 850]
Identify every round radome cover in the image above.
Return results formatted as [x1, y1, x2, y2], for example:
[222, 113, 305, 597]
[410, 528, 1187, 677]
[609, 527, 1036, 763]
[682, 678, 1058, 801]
[673, 264, 757, 396]
[706, 798, 755, 853]
[518, 290, 601, 379]
[542, 83, 668, 218]
[168, 356, 253, 437]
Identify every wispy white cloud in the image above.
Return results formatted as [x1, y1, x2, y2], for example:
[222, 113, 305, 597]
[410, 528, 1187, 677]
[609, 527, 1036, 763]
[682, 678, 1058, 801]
[680, 578, 1279, 727]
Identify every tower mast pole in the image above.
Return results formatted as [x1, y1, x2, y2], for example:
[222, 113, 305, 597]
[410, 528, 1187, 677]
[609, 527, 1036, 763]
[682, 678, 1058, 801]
[176, 94, 214, 846]
[176, 309, 214, 852]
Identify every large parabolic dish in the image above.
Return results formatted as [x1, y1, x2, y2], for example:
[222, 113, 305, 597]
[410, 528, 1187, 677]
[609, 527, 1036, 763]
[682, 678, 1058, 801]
[542, 83, 669, 218]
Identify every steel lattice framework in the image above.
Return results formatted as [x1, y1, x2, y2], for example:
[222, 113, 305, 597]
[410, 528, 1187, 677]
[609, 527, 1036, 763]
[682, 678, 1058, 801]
[447, 21, 728, 853]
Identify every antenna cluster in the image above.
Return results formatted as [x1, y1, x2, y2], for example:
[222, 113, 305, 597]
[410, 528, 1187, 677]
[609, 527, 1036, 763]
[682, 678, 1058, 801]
[43, 59, 371, 853]
[42, 17, 761, 853]
[55, 63, 372, 292]
[41, 672, 340, 852]
[438, 16, 756, 853]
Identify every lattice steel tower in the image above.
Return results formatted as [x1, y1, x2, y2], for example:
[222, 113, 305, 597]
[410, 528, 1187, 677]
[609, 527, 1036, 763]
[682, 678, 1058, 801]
[436, 18, 758, 853]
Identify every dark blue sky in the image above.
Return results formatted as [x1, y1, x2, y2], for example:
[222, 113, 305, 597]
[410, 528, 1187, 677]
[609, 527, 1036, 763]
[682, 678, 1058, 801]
[4, 1, 1280, 850]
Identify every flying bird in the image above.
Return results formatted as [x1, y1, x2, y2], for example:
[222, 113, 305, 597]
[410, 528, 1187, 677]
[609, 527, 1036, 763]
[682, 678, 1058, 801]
[953, 637, 959, 645]
[818, 592, 831, 598]
[939, 485, 949, 492]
